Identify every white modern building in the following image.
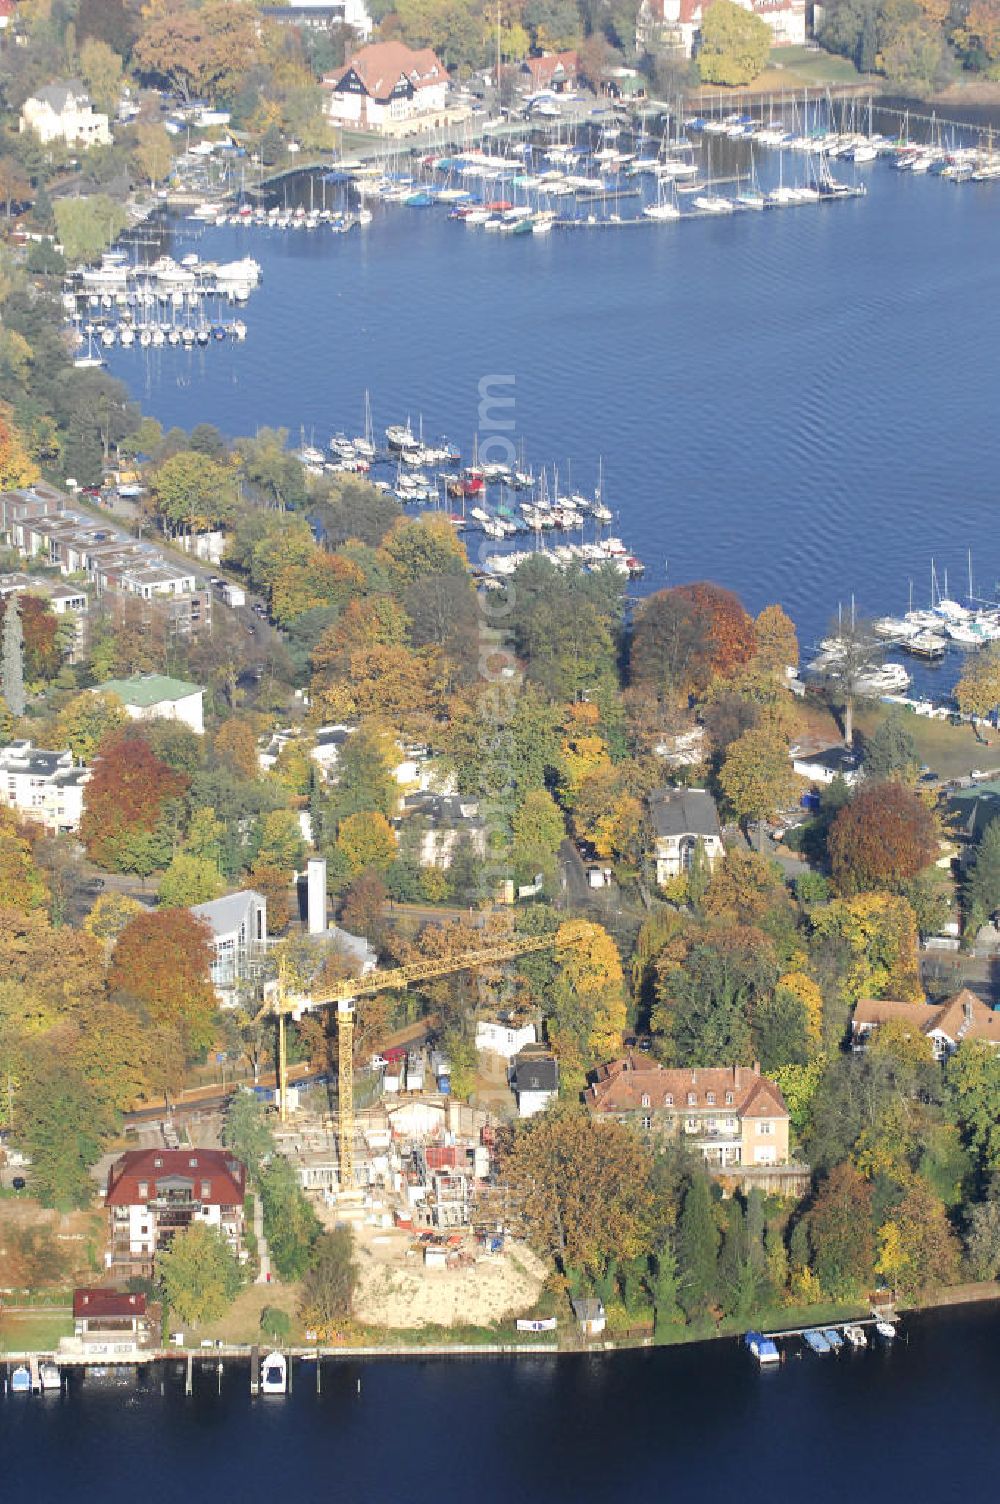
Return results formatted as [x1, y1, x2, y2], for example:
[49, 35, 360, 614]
[190, 889, 269, 1005]
[95, 674, 205, 735]
[20, 80, 112, 148]
[0, 740, 91, 833]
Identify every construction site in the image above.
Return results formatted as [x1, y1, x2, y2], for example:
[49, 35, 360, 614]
[259, 862, 562, 1329]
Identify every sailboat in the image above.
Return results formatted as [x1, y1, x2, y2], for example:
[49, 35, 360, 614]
[354, 390, 376, 459]
[643, 177, 681, 221]
[73, 328, 105, 368]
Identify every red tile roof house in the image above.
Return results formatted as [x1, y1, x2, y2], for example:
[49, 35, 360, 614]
[585, 1057, 810, 1195]
[323, 41, 449, 132]
[519, 51, 578, 93]
[104, 1149, 248, 1275]
[72, 1289, 151, 1353]
[852, 989, 1000, 1061]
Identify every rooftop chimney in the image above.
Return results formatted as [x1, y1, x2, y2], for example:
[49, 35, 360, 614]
[306, 856, 327, 936]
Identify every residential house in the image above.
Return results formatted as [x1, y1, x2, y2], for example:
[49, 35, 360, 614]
[324, 41, 449, 132]
[20, 80, 111, 148]
[95, 674, 205, 734]
[519, 51, 578, 93]
[261, 0, 372, 36]
[0, 571, 89, 660]
[0, 0, 14, 35]
[585, 1058, 796, 1186]
[852, 989, 1000, 1061]
[571, 1297, 607, 1337]
[475, 1018, 537, 1059]
[71, 1289, 150, 1354]
[946, 778, 1000, 849]
[0, 740, 91, 833]
[648, 786, 724, 884]
[104, 1148, 247, 1273]
[396, 791, 486, 869]
[791, 740, 861, 786]
[190, 889, 269, 1004]
[510, 1048, 559, 1118]
[636, 0, 804, 57]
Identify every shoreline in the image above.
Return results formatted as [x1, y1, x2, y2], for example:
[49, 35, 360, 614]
[5, 1280, 998, 1368]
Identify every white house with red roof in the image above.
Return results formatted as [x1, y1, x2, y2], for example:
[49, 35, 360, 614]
[637, 0, 804, 57]
[104, 1148, 247, 1273]
[323, 41, 449, 131]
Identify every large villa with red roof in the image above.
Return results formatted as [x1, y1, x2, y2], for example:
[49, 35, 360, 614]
[104, 1148, 248, 1275]
[585, 1057, 794, 1186]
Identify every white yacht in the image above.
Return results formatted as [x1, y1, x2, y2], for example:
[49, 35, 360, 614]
[260, 1351, 288, 1394]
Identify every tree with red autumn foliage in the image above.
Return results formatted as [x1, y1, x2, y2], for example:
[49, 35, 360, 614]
[631, 581, 755, 701]
[0, 594, 61, 682]
[109, 907, 218, 1057]
[828, 781, 938, 897]
[79, 730, 188, 874]
[672, 582, 756, 680]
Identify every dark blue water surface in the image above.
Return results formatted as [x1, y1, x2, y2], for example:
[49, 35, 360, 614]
[108, 151, 1000, 679]
[3, 1305, 999, 1501]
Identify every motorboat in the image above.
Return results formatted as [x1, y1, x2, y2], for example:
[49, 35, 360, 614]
[745, 1330, 780, 1366]
[10, 1365, 31, 1393]
[260, 1351, 288, 1394]
[843, 1324, 867, 1349]
[39, 1362, 61, 1391]
[822, 1328, 844, 1351]
[802, 1329, 831, 1355]
[875, 1320, 897, 1341]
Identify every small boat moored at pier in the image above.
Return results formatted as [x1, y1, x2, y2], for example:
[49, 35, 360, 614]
[260, 1351, 288, 1394]
[745, 1331, 780, 1366]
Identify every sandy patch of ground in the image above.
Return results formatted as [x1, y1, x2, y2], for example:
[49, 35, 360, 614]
[353, 1223, 547, 1330]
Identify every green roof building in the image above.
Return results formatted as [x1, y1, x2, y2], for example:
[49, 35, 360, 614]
[94, 674, 205, 734]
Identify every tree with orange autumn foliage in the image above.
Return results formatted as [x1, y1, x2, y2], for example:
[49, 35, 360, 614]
[270, 548, 364, 627]
[109, 908, 218, 1057]
[672, 581, 756, 680]
[80, 731, 188, 874]
[213, 718, 261, 781]
[0, 413, 40, 491]
[828, 782, 937, 897]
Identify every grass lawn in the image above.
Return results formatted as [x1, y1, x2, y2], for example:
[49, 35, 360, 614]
[0, 1310, 73, 1353]
[767, 47, 868, 87]
[854, 704, 996, 782]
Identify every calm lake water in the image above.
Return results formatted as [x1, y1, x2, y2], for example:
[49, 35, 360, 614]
[109, 139, 1000, 681]
[3, 1305, 999, 1501]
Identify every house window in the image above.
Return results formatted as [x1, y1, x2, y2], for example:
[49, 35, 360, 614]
[758, 1121, 773, 1135]
[664, 1093, 673, 1106]
[687, 1092, 696, 1106]
[726, 1118, 737, 1132]
[201, 1181, 211, 1199]
[641, 1094, 650, 1109]
[706, 1092, 715, 1106]
[153, 1157, 162, 1168]
[685, 1117, 697, 1133]
[189, 1157, 198, 1168]
[641, 1115, 651, 1130]
[138, 1181, 148, 1199]
[725, 1092, 734, 1106]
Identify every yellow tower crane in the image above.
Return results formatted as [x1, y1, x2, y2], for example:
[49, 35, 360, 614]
[274, 933, 561, 1188]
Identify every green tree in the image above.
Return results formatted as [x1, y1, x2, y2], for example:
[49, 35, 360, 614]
[697, 0, 771, 83]
[158, 852, 224, 907]
[53, 195, 128, 263]
[79, 36, 123, 116]
[158, 1223, 241, 1327]
[54, 689, 126, 761]
[16, 1046, 117, 1209]
[808, 1162, 875, 1299]
[260, 1305, 291, 1341]
[299, 1226, 359, 1334]
[222, 1089, 276, 1179]
[511, 788, 566, 886]
[152, 450, 237, 537]
[946, 1039, 1000, 1177]
[955, 643, 1000, 733]
[719, 725, 799, 842]
[259, 1154, 320, 1279]
[964, 818, 1000, 935]
[676, 1172, 720, 1318]
[863, 710, 919, 783]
